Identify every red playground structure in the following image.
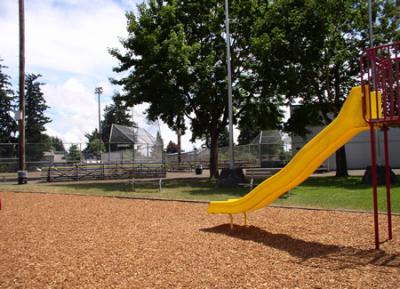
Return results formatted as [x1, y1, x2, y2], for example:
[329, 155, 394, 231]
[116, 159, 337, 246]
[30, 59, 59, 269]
[361, 42, 400, 249]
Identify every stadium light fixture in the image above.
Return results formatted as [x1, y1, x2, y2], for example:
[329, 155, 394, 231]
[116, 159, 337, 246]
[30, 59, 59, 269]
[95, 86, 103, 138]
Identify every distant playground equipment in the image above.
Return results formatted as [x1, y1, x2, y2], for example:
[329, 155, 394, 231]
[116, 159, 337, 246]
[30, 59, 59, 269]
[208, 42, 400, 249]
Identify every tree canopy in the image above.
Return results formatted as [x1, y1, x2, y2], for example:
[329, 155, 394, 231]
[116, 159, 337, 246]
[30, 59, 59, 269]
[0, 59, 17, 144]
[68, 144, 81, 161]
[25, 74, 51, 142]
[111, 0, 284, 178]
[46, 135, 65, 152]
[25, 74, 51, 161]
[166, 141, 180, 154]
[84, 129, 105, 158]
[276, 0, 400, 176]
[111, 0, 399, 177]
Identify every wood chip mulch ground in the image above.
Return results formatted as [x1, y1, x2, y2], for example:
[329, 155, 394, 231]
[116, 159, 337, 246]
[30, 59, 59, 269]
[0, 191, 399, 288]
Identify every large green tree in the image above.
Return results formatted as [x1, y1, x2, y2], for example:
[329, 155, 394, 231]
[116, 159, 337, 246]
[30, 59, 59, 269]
[41, 135, 65, 152]
[68, 144, 81, 161]
[166, 141, 180, 154]
[111, 0, 283, 178]
[25, 74, 51, 161]
[0, 59, 17, 146]
[256, 0, 399, 176]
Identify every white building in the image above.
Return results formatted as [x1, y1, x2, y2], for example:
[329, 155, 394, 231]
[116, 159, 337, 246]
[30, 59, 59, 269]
[292, 127, 400, 170]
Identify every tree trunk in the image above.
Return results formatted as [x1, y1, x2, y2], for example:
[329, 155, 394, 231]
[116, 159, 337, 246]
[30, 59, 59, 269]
[335, 145, 348, 177]
[209, 128, 219, 179]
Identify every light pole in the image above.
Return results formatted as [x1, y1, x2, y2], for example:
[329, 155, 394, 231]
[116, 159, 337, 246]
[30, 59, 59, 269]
[225, 0, 234, 170]
[95, 86, 103, 139]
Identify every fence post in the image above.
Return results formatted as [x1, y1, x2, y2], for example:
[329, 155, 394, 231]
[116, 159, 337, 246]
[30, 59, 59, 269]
[47, 166, 51, 182]
[130, 177, 135, 192]
[79, 143, 82, 162]
[75, 164, 79, 181]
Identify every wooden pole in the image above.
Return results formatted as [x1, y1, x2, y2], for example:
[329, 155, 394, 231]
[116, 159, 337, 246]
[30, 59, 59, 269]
[18, 0, 26, 176]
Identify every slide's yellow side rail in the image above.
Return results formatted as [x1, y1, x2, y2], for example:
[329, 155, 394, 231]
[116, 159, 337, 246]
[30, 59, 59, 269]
[208, 86, 371, 215]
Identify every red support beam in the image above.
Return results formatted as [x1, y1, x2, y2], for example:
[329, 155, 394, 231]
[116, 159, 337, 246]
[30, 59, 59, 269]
[383, 126, 393, 240]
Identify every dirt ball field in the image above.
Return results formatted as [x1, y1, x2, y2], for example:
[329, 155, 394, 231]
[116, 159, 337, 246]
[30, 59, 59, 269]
[0, 191, 399, 288]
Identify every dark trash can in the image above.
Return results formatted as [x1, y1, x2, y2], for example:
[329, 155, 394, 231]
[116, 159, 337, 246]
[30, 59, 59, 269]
[195, 165, 203, 175]
[17, 170, 28, 184]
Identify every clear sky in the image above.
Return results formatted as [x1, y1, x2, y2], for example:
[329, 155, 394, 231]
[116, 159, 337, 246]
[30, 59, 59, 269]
[0, 0, 204, 151]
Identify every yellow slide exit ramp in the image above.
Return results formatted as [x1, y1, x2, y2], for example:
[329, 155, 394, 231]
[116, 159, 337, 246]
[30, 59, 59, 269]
[208, 86, 370, 215]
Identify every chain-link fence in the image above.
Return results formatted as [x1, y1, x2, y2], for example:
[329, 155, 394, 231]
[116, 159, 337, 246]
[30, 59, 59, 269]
[104, 124, 164, 164]
[165, 130, 292, 170]
[0, 131, 291, 175]
[0, 143, 69, 173]
[101, 143, 164, 164]
[0, 123, 167, 181]
[0, 143, 165, 173]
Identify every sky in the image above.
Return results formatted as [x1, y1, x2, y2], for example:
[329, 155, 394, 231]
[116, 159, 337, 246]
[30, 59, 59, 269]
[0, 0, 204, 151]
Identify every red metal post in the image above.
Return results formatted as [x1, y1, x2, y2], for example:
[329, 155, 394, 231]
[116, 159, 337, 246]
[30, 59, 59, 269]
[395, 50, 400, 114]
[369, 124, 380, 249]
[372, 52, 380, 118]
[381, 62, 388, 120]
[383, 126, 393, 240]
[362, 42, 400, 249]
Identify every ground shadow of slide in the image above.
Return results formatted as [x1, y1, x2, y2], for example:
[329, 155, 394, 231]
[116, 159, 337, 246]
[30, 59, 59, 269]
[201, 224, 400, 269]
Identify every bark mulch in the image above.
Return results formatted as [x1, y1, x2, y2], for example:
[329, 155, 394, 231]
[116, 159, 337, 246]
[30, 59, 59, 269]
[0, 191, 399, 288]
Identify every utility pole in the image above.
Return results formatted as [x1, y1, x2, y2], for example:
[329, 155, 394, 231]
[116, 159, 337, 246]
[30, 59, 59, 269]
[225, 0, 234, 170]
[95, 86, 103, 139]
[18, 0, 27, 184]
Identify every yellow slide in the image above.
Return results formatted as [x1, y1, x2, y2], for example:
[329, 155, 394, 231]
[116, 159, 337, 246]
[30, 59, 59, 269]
[208, 86, 373, 215]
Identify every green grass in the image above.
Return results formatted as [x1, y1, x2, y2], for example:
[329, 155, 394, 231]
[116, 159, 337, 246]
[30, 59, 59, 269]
[275, 176, 400, 212]
[0, 176, 399, 213]
[0, 179, 245, 202]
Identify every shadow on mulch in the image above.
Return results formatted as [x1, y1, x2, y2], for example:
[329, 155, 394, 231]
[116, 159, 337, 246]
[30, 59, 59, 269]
[201, 224, 400, 269]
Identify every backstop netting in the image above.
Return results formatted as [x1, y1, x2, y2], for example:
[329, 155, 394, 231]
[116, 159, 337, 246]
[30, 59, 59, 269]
[104, 124, 164, 164]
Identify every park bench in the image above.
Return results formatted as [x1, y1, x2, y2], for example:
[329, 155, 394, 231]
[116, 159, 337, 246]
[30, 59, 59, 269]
[314, 165, 329, 173]
[245, 168, 281, 180]
[127, 177, 163, 192]
[238, 168, 281, 191]
[239, 167, 291, 198]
